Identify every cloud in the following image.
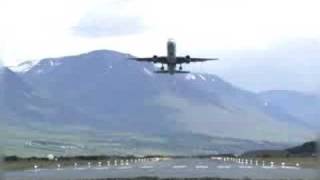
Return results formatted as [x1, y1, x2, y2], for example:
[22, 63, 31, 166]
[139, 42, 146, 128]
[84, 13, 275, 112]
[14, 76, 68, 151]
[0, 49, 3, 68]
[1, 0, 319, 93]
[72, 0, 146, 38]
[190, 39, 320, 93]
[73, 15, 145, 38]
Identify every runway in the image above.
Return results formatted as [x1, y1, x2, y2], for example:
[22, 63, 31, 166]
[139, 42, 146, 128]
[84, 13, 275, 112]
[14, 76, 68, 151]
[5, 158, 318, 180]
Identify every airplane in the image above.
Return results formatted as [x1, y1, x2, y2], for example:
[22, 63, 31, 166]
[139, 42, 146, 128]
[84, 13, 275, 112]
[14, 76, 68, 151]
[130, 39, 219, 75]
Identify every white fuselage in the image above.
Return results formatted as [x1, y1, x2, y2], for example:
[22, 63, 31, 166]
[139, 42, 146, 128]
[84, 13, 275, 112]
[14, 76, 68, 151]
[166, 39, 176, 74]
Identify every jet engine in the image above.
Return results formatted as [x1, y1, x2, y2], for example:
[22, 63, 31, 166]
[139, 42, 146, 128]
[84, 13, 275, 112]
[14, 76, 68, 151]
[185, 55, 191, 63]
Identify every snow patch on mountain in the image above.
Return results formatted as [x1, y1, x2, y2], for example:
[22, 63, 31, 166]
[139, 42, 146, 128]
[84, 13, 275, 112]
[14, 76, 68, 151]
[9, 60, 41, 73]
[49, 60, 62, 67]
[143, 67, 153, 76]
[198, 74, 207, 81]
[185, 74, 197, 80]
[23, 92, 32, 99]
[36, 69, 44, 74]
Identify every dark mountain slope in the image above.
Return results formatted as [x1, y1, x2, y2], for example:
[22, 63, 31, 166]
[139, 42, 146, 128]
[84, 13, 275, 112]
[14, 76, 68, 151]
[7, 50, 313, 141]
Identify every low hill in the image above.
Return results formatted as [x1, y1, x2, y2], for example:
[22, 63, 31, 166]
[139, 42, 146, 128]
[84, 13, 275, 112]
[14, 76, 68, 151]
[241, 141, 317, 158]
[286, 141, 317, 156]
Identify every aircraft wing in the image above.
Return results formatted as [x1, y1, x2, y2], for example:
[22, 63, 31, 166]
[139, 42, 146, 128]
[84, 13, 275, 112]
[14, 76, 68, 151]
[176, 57, 218, 63]
[130, 57, 167, 63]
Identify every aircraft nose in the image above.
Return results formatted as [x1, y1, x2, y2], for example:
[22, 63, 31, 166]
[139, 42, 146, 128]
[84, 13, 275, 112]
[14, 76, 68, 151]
[168, 38, 175, 43]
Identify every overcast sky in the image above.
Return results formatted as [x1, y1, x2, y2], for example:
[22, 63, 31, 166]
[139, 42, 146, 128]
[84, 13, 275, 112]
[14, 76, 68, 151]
[1, 0, 320, 93]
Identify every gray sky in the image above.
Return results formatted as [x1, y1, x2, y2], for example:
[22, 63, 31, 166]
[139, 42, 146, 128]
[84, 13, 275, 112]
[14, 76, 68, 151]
[1, 0, 319, 93]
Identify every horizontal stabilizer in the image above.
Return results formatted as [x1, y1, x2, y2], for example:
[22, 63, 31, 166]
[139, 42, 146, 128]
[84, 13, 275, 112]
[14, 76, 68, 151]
[154, 70, 190, 74]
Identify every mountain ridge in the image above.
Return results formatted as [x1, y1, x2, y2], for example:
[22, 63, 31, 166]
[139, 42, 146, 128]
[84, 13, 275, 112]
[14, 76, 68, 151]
[1, 50, 317, 156]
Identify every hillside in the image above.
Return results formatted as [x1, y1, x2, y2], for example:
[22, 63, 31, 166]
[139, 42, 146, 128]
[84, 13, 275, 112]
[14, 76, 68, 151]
[1, 50, 316, 156]
[260, 90, 320, 129]
[241, 141, 317, 158]
[286, 141, 317, 156]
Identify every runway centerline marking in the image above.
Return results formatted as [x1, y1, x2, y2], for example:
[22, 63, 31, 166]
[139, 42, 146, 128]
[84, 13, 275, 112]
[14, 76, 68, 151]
[238, 166, 254, 169]
[117, 166, 132, 170]
[140, 166, 154, 169]
[195, 165, 208, 169]
[172, 165, 187, 169]
[217, 165, 231, 169]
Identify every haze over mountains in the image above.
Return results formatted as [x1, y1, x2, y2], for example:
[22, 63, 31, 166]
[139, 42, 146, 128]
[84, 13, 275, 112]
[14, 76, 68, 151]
[260, 90, 320, 129]
[1, 50, 318, 156]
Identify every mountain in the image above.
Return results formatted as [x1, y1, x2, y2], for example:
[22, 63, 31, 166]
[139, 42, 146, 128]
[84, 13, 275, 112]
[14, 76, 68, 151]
[2, 50, 316, 156]
[286, 141, 317, 156]
[0, 67, 91, 125]
[0, 67, 44, 122]
[259, 90, 320, 129]
[241, 141, 317, 158]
